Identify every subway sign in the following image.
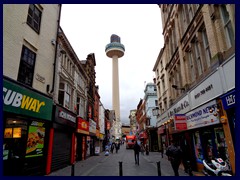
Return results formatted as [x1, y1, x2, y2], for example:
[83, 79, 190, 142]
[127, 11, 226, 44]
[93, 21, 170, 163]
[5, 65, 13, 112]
[3, 79, 53, 120]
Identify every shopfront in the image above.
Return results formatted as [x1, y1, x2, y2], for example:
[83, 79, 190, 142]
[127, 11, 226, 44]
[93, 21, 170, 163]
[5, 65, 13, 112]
[3, 78, 53, 176]
[219, 89, 235, 174]
[76, 117, 89, 161]
[50, 105, 77, 172]
[89, 119, 97, 156]
[186, 100, 227, 171]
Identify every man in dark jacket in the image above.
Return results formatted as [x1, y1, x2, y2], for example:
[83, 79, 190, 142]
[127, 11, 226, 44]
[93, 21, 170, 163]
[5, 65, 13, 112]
[133, 141, 141, 165]
[166, 140, 182, 176]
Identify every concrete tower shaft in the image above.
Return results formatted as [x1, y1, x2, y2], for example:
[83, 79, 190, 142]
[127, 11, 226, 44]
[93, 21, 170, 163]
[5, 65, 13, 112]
[105, 34, 125, 139]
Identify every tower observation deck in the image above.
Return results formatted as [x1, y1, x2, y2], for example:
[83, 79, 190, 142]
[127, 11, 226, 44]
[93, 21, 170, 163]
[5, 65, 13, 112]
[105, 34, 125, 58]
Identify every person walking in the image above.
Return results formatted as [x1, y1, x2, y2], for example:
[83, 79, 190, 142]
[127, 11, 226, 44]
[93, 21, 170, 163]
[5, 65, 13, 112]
[110, 142, 115, 154]
[140, 142, 145, 155]
[166, 139, 182, 176]
[145, 144, 149, 155]
[133, 141, 141, 165]
[115, 142, 120, 153]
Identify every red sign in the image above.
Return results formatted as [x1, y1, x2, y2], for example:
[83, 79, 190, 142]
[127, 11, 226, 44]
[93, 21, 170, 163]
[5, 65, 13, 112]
[107, 122, 110, 130]
[77, 117, 89, 135]
[158, 126, 165, 134]
[174, 114, 187, 130]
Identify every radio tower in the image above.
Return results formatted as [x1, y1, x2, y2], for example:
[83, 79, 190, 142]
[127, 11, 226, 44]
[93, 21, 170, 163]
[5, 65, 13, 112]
[105, 34, 125, 139]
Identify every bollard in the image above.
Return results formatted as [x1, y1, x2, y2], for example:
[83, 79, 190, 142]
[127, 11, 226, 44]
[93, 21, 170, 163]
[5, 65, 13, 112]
[187, 161, 193, 176]
[71, 163, 75, 176]
[157, 161, 161, 176]
[119, 161, 123, 176]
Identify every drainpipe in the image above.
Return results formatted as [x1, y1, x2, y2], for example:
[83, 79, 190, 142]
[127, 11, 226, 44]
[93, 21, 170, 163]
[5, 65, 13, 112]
[50, 4, 62, 95]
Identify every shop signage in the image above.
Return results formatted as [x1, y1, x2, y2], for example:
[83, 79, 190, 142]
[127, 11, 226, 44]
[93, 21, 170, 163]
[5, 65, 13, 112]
[186, 100, 220, 129]
[158, 126, 165, 134]
[221, 89, 235, 110]
[77, 117, 89, 135]
[189, 71, 223, 109]
[89, 119, 96, 134]
[107, 121, 111, 130]
[59, 110, 75, 122]
[55, 105, 76, 127]
[25, 123, 45, 158]
[3, 79, 53, 120]
[167, 95, 190, 118]
[174, 114, 187, 130]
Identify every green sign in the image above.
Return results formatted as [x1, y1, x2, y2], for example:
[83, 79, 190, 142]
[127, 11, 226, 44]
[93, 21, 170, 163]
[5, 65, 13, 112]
[3, 79, 53, 120]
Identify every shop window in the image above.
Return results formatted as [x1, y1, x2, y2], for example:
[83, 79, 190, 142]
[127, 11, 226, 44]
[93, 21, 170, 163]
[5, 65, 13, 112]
[3, 119, 28, 161]
[214, 127, 228, 161]
[193, 131, 203, 163]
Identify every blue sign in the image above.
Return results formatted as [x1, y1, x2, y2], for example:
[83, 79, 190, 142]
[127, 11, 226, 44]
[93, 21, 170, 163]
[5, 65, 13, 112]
[221, 90, 235, 110]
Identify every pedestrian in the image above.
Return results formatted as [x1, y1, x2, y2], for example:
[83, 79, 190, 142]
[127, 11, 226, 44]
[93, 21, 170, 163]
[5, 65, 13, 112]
[145, 144, 149, 155]
[116, 142, 120, 153]
[140, 142, 145, 155]
[111, 142, 115, 154]
[133, 141, 141, 165]
[180, 137, 189, 173]
[166, 139, 182, 176]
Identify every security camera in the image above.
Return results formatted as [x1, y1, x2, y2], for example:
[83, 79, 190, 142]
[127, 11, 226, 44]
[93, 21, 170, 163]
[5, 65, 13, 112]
[51, 39, 56, 45]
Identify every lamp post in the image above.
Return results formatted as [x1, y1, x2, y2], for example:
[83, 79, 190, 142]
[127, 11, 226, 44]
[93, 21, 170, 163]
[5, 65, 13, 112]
[152, 107, 160, 117]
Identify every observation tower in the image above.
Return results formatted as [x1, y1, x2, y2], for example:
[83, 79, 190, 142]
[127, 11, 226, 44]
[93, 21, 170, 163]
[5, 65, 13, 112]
[105, 34, 125, 139]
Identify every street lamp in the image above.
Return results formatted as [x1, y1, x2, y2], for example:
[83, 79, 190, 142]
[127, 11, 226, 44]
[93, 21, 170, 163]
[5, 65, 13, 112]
[152, 107, 160, 117]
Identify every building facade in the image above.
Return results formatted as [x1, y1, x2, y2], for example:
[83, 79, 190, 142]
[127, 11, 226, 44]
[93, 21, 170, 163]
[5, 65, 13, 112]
[153, 4, 235, 174]
[143, 83, 159, 152]
[3, 4, 61, 175]
[128, 109, 137, 135]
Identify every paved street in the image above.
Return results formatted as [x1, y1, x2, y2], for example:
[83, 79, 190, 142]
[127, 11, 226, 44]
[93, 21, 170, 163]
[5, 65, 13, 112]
[47, 144, 200, 176]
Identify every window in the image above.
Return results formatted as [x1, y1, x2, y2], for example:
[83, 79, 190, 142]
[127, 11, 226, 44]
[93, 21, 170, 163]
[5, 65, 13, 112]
[58, 83, 65, 106]
[17, 45, 36, 86]
[193, 40, 203, 76]
[27, 4, 42, 33]
[160, 61, 163, 70]
[188, 49, 196, 83]
[202, 28, 211, 68]
[80, 97, 85, 118]
[76, 96, 80, 115]
[65, 84, 71, 109]
[58, 82, 72, 110]
[220, 5, 234, 48]
[155, 100, 158, 106]
[162, 78, 165, 92]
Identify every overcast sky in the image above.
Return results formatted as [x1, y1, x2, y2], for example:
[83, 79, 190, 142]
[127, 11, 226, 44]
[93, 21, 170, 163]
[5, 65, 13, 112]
[60, 4, 164, 124]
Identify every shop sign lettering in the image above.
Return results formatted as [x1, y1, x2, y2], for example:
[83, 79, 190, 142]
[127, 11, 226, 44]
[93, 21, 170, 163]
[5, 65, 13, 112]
[168, 100, 189, 117]
[194, 84, 213, 99]
[221, 90, 235, 110]
[186, 100, 220, 129]
[3, 87, 46, 112]
[59, 110, 75, 122]
[3, 79, 53, 120]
